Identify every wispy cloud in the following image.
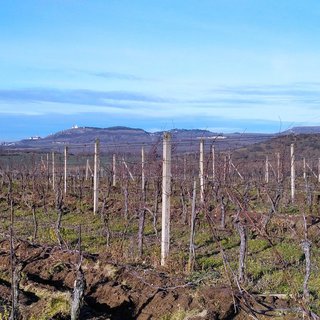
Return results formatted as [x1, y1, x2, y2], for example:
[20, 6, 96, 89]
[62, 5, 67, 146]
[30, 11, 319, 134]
[90, 71, 144, 81]
[1, 83, 320, 128]
[210, 82, 320, 99]
[187, 82, 320, 108]
[187, 98, 268, 106]
[0, 88, 168, 106]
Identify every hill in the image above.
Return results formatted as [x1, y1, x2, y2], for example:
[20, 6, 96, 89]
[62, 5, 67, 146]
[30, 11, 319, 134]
[233, 133, 320, 162]
[2, 126, 274, 153]
[282, 126, 320, 135]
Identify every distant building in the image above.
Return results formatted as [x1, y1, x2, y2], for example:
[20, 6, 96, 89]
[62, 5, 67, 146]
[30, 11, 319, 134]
[206, 136, 226, 140]
[29, 136, 41, 140]
[196, 136, 226, 140]
[72, 125, 79, 129]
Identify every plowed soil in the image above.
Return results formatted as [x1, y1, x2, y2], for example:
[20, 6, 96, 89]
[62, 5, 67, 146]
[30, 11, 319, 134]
[0, 239, 300, 319]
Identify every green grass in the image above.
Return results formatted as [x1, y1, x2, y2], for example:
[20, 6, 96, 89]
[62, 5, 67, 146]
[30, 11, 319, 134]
[248, 238, 270, 254]
[197, 254, 223, 270]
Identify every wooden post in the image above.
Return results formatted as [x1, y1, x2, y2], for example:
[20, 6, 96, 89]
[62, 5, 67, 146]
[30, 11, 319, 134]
[46, 153, 49, 180]
[112, 154, 116, 187]
[234, 219, 247, 284]
[302, 239, 311, 302]
[46, 153, 50, 188]
[10, 225, 21, 320]
[138, 176, 147, 258]
[93, 139, 100, 214]
[85, 159, 89, 180]
[100, 164, 104, 178]
[183, 154, 187, 181]
[52, 151, 55, 191]
[277, 152, 281, 183]
[199, 139, 204, 203]
[223, 155, 227, 183]
[291, 143, 295, 203]
[64, 146, 68, 194]
[40, 155, 44, 171]
[188, 179, 197, 273]
[192, 153, 196, 178]
[212, 145, 215, 182]
[141, 146, 145, 191]
[161, 132, 171, 266]
[265, 156, 269, 184]
[303, 158, 307, 180]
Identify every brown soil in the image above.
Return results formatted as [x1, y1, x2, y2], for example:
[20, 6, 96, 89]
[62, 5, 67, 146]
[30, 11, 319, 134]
[0, 240, 301, 319]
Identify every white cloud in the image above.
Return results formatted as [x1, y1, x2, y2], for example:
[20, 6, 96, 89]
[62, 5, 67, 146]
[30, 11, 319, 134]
[1, 83, 320, 127]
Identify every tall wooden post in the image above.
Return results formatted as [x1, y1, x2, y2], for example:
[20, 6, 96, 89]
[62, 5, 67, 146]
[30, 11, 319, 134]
[265, 156, 269, 184]
[277, 152, 281, 183]
[46, 153, 49, 178]
[112, 154, 116, 187]
[141, 146, 145, 191]
[199, 139, 204, 203]
[64, 146, 68, 194]
[85, 159, 89, 180]
[188, 179, 197, 273]
[100, 165, 104, 178]
[40, 155, 43, 171]
[93, 139, 100, 214]
[52, 151, 55, 191]
[46, 153, 49, 187]
[161, 132, 171, 266]
[223, 155, 227, 183]
[290, 143, 295, 203]
[183, 154, 187, 181]
[212, 145, 215, 182]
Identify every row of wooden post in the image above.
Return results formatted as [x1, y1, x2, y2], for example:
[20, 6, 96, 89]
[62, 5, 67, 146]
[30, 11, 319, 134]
[51, 141, 318, 206]
[160, 139, 318, 265]
[47, 137, 318, 266]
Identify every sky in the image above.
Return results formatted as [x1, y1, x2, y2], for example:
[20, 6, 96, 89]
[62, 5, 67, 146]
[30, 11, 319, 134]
[1, 0, 320, 141]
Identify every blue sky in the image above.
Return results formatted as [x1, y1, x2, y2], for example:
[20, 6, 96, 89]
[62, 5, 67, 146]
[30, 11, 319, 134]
[1, 0, 320, 140]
